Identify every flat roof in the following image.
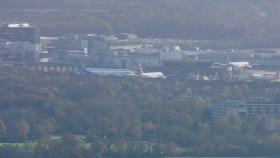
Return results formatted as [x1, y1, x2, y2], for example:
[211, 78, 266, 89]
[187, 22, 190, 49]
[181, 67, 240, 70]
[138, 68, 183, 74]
[0, 23, 32, 28]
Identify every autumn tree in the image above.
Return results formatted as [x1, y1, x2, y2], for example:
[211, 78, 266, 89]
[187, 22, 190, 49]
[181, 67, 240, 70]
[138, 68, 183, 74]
[0, 120, 7, 137]
[18, 119, 30, 141]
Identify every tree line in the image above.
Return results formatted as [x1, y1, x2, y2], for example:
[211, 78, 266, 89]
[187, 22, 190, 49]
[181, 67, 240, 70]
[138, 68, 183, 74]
[0, 67, 280, 157]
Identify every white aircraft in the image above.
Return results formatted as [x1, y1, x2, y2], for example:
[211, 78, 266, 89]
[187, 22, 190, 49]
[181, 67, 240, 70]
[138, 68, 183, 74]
[77, 64, 135, 76]
[229, 62, 251, 68]
[214, 61, 251, 68]
[214, 56, 251, 68]
[77, 64, 166, 79]
[135, 64, 166, 79]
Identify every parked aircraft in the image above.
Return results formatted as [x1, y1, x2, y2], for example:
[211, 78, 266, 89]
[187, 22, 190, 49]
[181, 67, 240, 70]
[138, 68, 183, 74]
[135, 64, 166, 79]
[214, 61, 252, 68]
[77, 64, 166, 79]
[229, 61, 252, 68]
[77, 64, 135, 76]
[213, 56, 252, 68]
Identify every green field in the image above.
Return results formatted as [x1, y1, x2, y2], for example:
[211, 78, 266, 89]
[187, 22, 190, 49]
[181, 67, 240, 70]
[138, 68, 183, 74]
[0, 135, 90, 148]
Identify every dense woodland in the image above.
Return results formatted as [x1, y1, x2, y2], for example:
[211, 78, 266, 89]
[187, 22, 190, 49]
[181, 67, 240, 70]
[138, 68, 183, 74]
[0, 66, 279, 158]
[1, 0, 280, 47]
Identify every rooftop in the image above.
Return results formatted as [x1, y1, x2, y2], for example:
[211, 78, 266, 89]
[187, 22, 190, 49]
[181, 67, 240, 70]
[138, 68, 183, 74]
[1, 23, 31, 28]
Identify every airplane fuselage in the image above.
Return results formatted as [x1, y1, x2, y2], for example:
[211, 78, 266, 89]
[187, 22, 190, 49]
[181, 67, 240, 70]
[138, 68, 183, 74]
[78, 64, 166, 79]
[140, 72, 166, 79]
[86, 68, 135, 76]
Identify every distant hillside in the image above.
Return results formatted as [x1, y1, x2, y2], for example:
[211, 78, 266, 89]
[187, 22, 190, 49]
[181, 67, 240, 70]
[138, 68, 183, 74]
[1, 0, 280, 44]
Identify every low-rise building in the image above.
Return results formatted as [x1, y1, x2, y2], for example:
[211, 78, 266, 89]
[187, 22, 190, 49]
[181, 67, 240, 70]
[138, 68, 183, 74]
[212, 100, 280, 121]
[130, 48, 161, 68]
[55, 34, 88, 52]
[88, 35, 111, 55]
[0, 23, 40, 43]
[160, 50, 184, 62]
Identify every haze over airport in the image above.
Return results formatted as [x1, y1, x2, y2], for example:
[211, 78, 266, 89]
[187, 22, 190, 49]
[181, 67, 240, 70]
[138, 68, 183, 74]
[1, 0, 280, 46]
[1, 1, 280, 158]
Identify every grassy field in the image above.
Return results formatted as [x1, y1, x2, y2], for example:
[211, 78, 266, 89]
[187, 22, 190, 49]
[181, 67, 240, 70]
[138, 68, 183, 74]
[0, 135, 91, 148]
[0, 135, 191, 155]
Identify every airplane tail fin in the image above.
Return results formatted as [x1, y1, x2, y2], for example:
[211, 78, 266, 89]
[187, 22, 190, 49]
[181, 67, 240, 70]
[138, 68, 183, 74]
[136, 64, 144, 75]
[77, 63, 89, 74]
[226, 55, 231, 64]
[195, 55, 198, 62]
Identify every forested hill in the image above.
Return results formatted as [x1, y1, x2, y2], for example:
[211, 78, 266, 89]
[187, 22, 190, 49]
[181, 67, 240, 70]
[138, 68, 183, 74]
[0, 66, 280, 158]
[1, 0, 280, 43]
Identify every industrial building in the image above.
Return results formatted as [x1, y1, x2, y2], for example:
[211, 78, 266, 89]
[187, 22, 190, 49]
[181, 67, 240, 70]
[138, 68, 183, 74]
[0, 23, 42, 63]
[1, 23, 280, 83]
[0, 23, 40, 43]
[212, 100, 280, 120]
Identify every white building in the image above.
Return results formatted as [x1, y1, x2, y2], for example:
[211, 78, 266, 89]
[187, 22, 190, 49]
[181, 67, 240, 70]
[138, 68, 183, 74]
[5, 41, 41, 52]
[160, 50, 184, 62]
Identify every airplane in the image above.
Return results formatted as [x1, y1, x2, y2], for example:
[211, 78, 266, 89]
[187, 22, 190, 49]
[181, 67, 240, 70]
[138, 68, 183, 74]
[77, 63, 166, 79]
[135, 64, 166, 79]
[214, 61, 252, 68]
[229, 61, 251, 68]
[77, 64, 135, 76]
[213, 56, 252, 68]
